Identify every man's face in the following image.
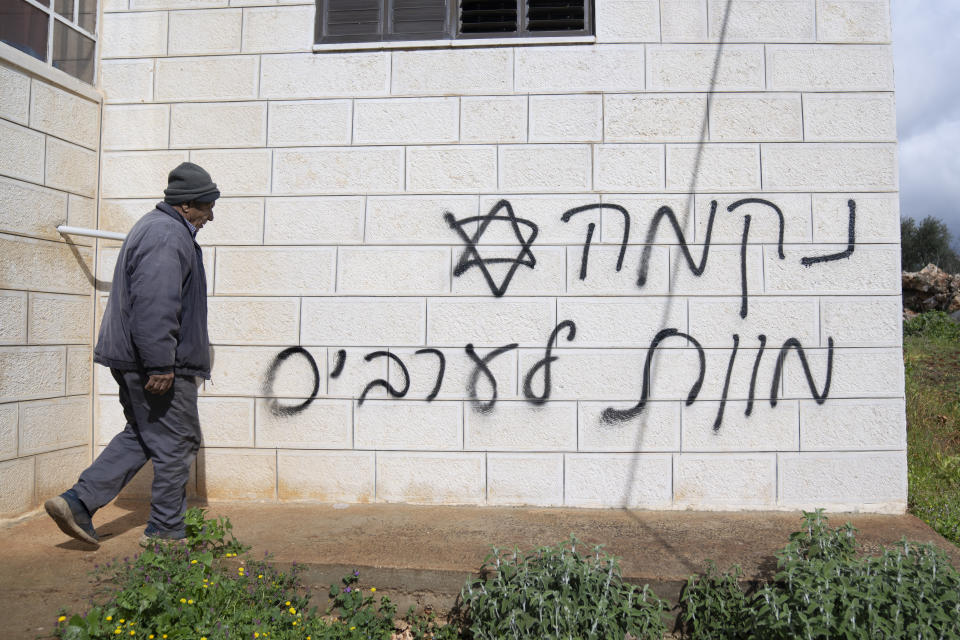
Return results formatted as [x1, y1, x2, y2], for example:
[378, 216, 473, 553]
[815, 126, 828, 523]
[181, 201, 215, 231]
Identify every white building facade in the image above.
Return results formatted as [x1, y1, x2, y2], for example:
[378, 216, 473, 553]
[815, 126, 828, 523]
[0, 0, 905, 519]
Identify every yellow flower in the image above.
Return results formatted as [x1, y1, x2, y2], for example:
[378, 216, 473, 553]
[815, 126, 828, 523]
[201, 637, 207, 640]
[114, 630, 122, 635]
[254, 634, 259, 639]
[106, 616, 113, 621]
[187, 599, 194, 605]
[350, 627, 356, 631]
[163, 636, 168, 639]
[180, 598, 186, 604]
[130, 632, 135, 636]
[120, 619, 125, 624]
[291, 621, 298, 626]
[202, 585, 208, 589]
[370, 588, 376, 592]
[288, 607, 296, 614]
[191, 560, 197, 564]
[58, 616, 66, 622]
[258, 574, 263, 579]
[285, 601, 291, 606]
[149, 636, 154, 639]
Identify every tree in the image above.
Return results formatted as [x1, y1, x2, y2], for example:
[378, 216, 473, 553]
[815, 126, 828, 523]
[901, 215, 960, 273]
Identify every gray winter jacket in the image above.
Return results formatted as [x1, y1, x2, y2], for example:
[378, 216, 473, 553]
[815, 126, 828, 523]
[94, 202, 211, 378]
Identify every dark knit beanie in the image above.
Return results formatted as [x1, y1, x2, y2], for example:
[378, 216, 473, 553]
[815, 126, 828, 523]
[163, 162, 220, 205]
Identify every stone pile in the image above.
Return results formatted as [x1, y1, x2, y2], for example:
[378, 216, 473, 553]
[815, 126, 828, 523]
[902, 264, 960, 317]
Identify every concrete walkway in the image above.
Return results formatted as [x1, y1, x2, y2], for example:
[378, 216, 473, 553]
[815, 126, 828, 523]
[2, 501, 958, 639]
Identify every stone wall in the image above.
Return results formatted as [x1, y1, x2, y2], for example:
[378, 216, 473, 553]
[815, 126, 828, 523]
[93, 0, 905, 512]
[0, 47, 100, 519]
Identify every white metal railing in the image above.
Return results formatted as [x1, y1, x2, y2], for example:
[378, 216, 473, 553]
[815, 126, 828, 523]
[57, 225, 127, 241]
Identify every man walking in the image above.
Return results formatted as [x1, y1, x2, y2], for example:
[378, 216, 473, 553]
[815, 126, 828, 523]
[45, 162, 219, 546]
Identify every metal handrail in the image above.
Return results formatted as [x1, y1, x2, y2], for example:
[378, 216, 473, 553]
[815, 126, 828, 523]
[57, 225, 127, 241]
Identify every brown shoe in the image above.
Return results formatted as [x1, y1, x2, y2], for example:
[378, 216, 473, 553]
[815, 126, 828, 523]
[44, 494, 99, 547]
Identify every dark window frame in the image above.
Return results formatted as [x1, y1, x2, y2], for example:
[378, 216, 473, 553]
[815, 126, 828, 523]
[315, 0, 593, 46]
[0, 0, 99, 84]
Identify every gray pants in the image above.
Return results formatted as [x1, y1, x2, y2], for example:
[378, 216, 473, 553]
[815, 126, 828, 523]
[73, 369, 202, 536]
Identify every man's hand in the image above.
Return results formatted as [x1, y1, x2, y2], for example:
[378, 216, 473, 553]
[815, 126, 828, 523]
[145, 372, 174, 395]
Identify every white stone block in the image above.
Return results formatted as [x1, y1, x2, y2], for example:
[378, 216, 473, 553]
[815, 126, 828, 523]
[471, 195, 592, 245]
[260, 52, 390, 99]
[101, 0, 127, 11]
[18, 396, 90, 455]
[487, 453, 563, 506]
[327, 347, 389, 400]
[528, 95, 602, 143]
[198, 448, 276, 501]
[427, 298, 555, 347]
[567, 243, 661, 297]
[0, 291, 27, 344]
[131, 0, 227, 8]
[669, 244, 762, 296]
[0, 176, 68, 242]
[516, 348, 648, 402]
[168, 9, 242, 55]
[301, 298, 426, 346]
[0, 64, 30, 125]
[0, 403, 16, 461]
[578, 402, 680, 452]
[0, 120, 44, 184]
[648, 45, 765, 91]
[803, 92, 896, 142]
[264, 196, 362, 244]
[29, 81, 99, 150]
[404, 145, 496, 193]
[452, 246, 563, 296]
[593, 144, 664, 192]
[255, 397, 351, 448]
[242, 5, 314, 53]
[392, 49, 511, 96]
[595, 0, 659, 42]
[516, 45, 645, 93]
[207, 296, 299, 345]
[766, 44, 894, 90]
[156, 56, 259, 102]
[778, 451, 906, 511]
[709, 93, 802, 142]
[68, 195, 96, 232]
[45, 138, 97, 198]
[557, 299, 686, 348]
[273, 147, 404, 195]
[376, 452, 485, 505]
[465, 401, 576, 451]
[460, 96, 527, 144]
[355, 400, 462, 450]
[817, 0, 891, 43]
[600, 194, 693, 243]
[35, 446, 90, 498]
[388, 345, 518, 402]
[28, 293, 91, 345]
[605, 94, 706, 143]
[366, 195, 477, 244]
[66, 346, 91, 396]
[196, 197, 264, 246]
[100, 59, 154, 104]
[667, 143, 760, 192]
[190, 148, 272, 196]
[338, 247, 450, 295]
[675, 453, 776, 507]
[762, 143, 897, 191]
[660, 0, 707, 42]
[694, 193, 811, 244]
[354, 97, 458, 145]
[764, 244, 900, 294]
[97, 199, 147, 234]
[278, 450, 375, 503]
[101, 151, 189, 198]
[814, 193, 899, 243]
[565, 453, 672, 508]
[0, 457, 35, 516]
[800, 398, 905, 451]
[101, 11, 168, 58]
[215, 246, 334, 295]
[783, 347, 903, 399]
[499, 144, 592, 192]
[171, 102, 267, 149]
[708, 0, 815, 42]
[689, 297, 819, 348]
[820, 296, 900, 347]
[0, 234, 93, 295]
[682, 400, 799, 452]
[96, 395, 123, 444]
[205, 345, 325, 397]
[0, 346, 65, 402]
[267, 100, 352, 147]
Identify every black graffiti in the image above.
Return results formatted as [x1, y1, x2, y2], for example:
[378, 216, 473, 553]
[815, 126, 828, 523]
[465, 343, 518, 414]
[262, 347, 320, 417]
[446, 199, 538, 297]
[639, 202, 716, 288]
[801, 199, 857, 266]
[330, 349, 346, 378]
[357, 351, 409, 405]
[728, 198, 785, 319]
[561, 203, 630, 280]
[769, 337, 834, 407]
[523, 320, 577, 405]
[601, 328, 706, 424]
[712, 333, 740, 431]
[745, 334, 767, 417]
[414, 348, 445, 402]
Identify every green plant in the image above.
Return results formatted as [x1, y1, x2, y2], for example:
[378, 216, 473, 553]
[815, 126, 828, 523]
[184, 506, 246, 555]
[677, 561, 749, 639]
[904, 311, 960, 341]
[458, 535, 666, 640]
[677, 509, 960, 639]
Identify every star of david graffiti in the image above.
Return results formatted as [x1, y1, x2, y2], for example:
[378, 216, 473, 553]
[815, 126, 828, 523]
[444, 199, 539, 297]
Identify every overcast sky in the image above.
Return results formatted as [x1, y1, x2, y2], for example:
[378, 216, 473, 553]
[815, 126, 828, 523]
[893, 0, 960, 245]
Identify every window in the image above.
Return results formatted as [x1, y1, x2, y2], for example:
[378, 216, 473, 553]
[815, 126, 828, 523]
[0, 0, 98, 84]
[315, 0, 592, 45]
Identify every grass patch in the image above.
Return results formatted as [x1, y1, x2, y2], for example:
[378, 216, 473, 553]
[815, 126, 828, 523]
[905, 312, 960, 544]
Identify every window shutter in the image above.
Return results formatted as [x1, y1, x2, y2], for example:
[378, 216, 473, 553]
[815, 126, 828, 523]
[320, 0, 383, 43]
[459, 0, 518, 34]
[526, 0, 586, 32]
[389, 0, 450, 40]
